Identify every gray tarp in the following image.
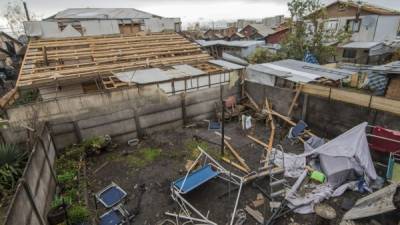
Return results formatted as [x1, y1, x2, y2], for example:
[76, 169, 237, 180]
[300, 122, 377, 183]
[285, 122, 378, 214]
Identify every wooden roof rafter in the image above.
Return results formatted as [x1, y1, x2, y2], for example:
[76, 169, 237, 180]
[18, 32, 216, 89]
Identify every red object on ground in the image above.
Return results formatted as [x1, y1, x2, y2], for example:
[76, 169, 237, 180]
[224, 96, 236, 108]
[369, 126, 400, 153]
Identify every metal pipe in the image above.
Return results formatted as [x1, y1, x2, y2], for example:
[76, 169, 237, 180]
[165, 212, 213, 223]
[229, 179, 244, 225]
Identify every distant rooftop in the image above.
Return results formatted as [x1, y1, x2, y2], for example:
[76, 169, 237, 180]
[247, 24, 275, 37]
[195, 40, 265, 48]
[332, 1, 400, 16]
[45, 8, 164, 20]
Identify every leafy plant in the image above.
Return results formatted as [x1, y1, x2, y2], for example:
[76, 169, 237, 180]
[0, 144, 27, 190]
[68, 205, 89, 225]
[57, 171, 76, 184]
[82, 136, 109, 156]
[248, 48, 283, 64]
[51, 195, 72, 208]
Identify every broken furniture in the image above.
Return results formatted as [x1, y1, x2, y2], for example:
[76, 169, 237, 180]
[95, 182, 128, 208]
[215, 100, 246, 121]
[208, 120, 221, 131]
[288, 120, 308, 140]
[170, 146, 244, 225]
[368, 125, 400, 153]
[387, 151, 400, 183]
[99, 204, 133, 225]
[94, 182, 135, 225]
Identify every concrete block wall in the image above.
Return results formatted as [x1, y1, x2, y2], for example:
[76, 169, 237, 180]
[3, 85, 239, 151]
[245, 81, 400, 138]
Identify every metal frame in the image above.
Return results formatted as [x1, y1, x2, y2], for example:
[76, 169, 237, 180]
[170, 146, 244, 225]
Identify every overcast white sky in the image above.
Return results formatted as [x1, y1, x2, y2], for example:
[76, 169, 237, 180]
[1, 0, 400, 32]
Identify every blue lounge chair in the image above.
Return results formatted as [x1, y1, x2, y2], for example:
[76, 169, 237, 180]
[96, 182, 127, 208]
[173, 164, 220, 194]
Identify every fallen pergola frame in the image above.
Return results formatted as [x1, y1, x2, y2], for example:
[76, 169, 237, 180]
[170, 146, 244, 225]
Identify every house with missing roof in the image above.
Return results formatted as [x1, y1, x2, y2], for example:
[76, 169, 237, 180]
[15, 33, 244, 101]
[23, 8, 181, 38]
[305, 1, 400, 64]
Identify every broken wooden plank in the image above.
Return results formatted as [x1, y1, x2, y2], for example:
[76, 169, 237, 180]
[214, 131, 231, 140]
[247, 135, 268, 149]
[287, 85, 303, 118]
[224, 140, 251, 172]
[267, 109, 316, 137]
[245, 91, 261, 112]
[243, 167, 284, 183]
[221, 157, 250, 173]
[245, 206, 264, 223]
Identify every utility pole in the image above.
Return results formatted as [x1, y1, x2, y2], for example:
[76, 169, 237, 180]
[23, 1, 30, 21]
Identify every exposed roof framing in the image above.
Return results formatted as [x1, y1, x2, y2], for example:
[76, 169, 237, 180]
[18, 32, 212, 88]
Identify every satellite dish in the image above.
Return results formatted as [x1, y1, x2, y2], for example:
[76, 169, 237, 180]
[362, 16, 375, 29]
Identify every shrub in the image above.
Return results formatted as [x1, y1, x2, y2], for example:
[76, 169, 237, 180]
[0, 144, 27, 190]
[68, 205, 89, 225]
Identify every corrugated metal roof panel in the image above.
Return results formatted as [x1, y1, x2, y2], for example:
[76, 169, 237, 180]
[341, 41, 382, 49]
[49, 8, 159, 20]
[246, 59, 352, 83]
[371, 61, 400, 74]
[172, 65, 205, 76]
[209, 60, 245, 70]
[114, 68, 171, 84]
[195, 40, 265, 48]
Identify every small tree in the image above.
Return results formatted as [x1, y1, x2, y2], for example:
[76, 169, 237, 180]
[2, 1, 39, 37]
[248, 48, 283, 64]
[280, 0, 351, 64]
[2, 1, 26, 37]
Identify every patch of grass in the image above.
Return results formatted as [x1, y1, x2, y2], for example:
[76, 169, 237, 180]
[184, 139, 221, 161]
[123, 148, 162, 168]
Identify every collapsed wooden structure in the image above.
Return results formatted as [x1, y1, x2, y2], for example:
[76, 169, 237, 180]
[17, 32, 224, 89]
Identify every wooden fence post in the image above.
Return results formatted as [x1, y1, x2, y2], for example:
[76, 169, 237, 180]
[181, 93, 187, 126]
[132, 108, 143, 139]
[72, 121, 83, 142]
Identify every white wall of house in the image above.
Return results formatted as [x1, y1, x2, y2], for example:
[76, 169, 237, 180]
[308, 15, 400, 42]
[143, 18, 181, 32]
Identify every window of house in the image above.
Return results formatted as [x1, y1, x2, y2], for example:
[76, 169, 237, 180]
[346, 19, 361, 33]
[324, 20, 338, 32]
[343, 49, 357, 58]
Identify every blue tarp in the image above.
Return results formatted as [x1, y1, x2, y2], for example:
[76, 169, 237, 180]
[174, 164, 220, 194]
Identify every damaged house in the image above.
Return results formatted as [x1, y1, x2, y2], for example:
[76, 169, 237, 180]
[305, 0, 400, 64]
[23, 8, 182, 38]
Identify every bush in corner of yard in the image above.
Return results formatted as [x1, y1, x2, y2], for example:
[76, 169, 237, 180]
[0, 144, 28, 190]
[82, 136, 108, 156]
[68, 205, 89, 225]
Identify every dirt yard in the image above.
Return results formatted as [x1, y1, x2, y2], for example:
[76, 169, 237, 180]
[85, 120, 398, 225]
